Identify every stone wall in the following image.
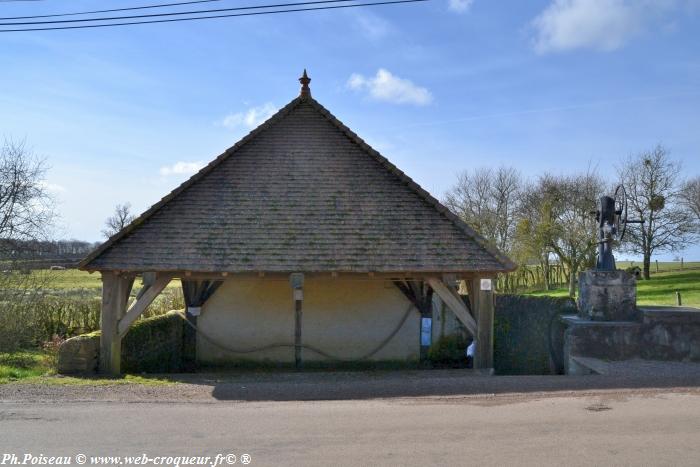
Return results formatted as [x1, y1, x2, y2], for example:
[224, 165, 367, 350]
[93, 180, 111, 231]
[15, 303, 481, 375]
[57, 310, 185, 374]
[563, 306, 700, 373]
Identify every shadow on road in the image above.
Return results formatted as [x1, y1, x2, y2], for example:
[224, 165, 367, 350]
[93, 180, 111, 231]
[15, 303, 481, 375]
[164, 369, 700, 401]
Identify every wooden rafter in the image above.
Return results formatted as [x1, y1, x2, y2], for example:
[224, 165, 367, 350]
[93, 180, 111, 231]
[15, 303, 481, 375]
[426, 277, 477, 336]
[117, 275, 172, 337]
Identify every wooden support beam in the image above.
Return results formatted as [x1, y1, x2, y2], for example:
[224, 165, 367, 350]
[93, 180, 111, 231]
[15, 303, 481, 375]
[290, 273, 304, 370]
[294, 298, 303, 369]
[426, 277, 477, 336]
[117, 275, 172, 337]
[99, 272, 133, 375]
[470, 277, 495, 371]
[393, 280, 433, 361]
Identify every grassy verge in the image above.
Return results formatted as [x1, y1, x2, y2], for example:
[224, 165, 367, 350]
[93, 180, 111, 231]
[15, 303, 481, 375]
[0, 350, 49, 382]
[524, 269, 700, 308]
[0, 350, 175, 386]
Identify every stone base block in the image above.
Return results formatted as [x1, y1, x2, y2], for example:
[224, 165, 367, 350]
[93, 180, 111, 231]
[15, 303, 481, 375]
[57, 333, 100, 374]
[578, 270, 637, 321]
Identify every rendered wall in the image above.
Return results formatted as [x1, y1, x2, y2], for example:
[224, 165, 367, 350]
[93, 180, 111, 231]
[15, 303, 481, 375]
[197, 277, 420, 363]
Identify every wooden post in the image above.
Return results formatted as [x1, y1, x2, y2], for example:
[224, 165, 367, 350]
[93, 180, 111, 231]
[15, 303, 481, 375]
[470, 277, 495, 372]
[677, 291, 682, 306]
[100, 272, 133, 375]
[294, 299, 302, 369]
[290, 273, 304, 370]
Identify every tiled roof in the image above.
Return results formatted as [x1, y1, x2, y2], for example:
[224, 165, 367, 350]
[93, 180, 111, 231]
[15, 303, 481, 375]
[80, 94, 515, 273]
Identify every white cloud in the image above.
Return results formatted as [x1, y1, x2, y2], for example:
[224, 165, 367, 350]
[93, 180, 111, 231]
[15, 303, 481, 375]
[353, 11, 393, 39]
[347, 69, 432, 106]
[159, 161, 204, 177]
[531, 0, 682, 53]
[448, 0, 473, 13]
[221, 103, 277, 130]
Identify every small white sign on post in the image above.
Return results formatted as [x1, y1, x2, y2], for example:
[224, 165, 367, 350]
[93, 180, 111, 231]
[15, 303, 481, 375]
[480, 279, 492, 291]
[293, 289, 304, 301]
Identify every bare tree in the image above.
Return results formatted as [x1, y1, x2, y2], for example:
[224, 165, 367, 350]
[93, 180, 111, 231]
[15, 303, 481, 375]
[680, 176, 700, 224]
[0, 140, 55, 258]
[102, 202, 136, 239]
[444, 166, 522, 253]
[0, 140, 56, 350]
[539, 171, 605, 297]
[618, 145, 696, 280]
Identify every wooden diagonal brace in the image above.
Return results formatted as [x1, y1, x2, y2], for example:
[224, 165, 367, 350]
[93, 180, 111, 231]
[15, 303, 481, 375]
[426, 277, 477, 337]
[117, 275, 172, 337]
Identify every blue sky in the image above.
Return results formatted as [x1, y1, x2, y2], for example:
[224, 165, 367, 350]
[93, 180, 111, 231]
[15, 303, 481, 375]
[1, 0, 699, 260]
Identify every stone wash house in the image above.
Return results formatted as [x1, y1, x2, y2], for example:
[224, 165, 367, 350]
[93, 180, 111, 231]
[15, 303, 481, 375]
[80, 71, 515, 374]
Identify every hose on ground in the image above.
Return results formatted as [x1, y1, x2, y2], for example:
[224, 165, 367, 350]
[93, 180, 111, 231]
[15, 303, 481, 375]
[177, 303, 416, 362]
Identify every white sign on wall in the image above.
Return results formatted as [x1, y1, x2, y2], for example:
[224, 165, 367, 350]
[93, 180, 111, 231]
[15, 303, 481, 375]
[480, 279, 492, 291]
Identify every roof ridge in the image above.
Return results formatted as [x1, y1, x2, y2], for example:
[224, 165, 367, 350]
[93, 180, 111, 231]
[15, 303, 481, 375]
[79, 96, 307, 270]
[304, 97, 516, 272]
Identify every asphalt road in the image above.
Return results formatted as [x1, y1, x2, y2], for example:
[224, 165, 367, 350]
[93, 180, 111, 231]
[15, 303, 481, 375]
[2, 389, 700, 466]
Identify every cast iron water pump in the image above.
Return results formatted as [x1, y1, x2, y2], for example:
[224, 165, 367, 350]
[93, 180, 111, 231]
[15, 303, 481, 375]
[593, 185, 643, 271]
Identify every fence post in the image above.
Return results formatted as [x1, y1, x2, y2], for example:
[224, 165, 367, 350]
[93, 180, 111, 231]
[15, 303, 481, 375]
[676, 291, 682, 307]
[655, 260, 659, 273]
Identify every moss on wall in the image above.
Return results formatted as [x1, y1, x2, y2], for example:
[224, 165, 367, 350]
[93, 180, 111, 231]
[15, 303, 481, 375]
[121, 310, 184, 373]
[58, 310, 185, 374]
[494, 295, 576, 375]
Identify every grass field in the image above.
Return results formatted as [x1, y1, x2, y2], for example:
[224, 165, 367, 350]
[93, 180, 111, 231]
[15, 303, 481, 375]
[33, 267, 700, 307]
[28, 269, 181, 290]
[616, 260, 700, 273]
[526, 269, 700, 307]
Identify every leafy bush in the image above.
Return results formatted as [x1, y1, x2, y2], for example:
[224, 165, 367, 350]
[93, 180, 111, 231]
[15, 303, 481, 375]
[42, 334, 65, 371]
[625, 266, 642, 279]
[428, 334, 470, 367]
[122, 311, 185, 373]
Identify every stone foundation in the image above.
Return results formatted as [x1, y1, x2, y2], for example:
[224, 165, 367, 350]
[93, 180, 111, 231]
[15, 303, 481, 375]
[563, 307, 700, 374]
[57, 333, 100, 374]
[578, 270, 637, 321]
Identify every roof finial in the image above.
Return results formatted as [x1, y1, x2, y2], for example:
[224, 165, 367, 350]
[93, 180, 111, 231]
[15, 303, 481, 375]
[299, 69, 311, 97]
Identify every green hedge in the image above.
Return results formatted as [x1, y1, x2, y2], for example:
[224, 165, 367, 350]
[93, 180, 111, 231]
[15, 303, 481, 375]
[59, 310, 185, 374]
[494, 295, 576, 375]
[121, 310, 184, 373]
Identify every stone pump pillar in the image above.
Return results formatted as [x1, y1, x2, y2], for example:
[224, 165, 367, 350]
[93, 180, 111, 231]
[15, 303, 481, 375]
[578, 270, 637, 321]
